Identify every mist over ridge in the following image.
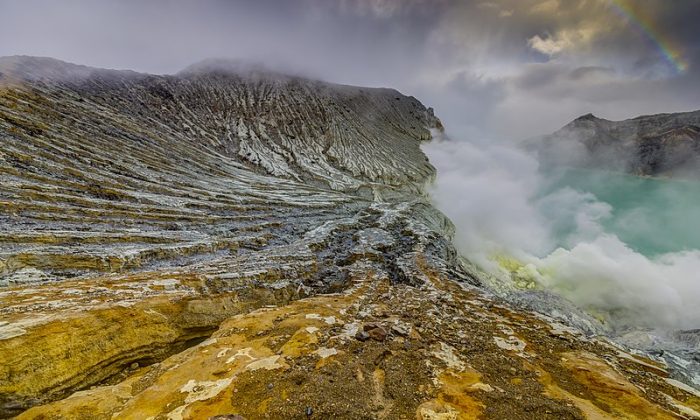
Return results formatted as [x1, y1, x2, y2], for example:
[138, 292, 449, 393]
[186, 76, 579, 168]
[2, 0, 700, 140]
[2, 0, 700, 415]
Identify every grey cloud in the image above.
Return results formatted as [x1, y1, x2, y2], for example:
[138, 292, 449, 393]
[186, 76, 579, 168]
[568, 66, 616, 80]
[0, 0, 698, 139]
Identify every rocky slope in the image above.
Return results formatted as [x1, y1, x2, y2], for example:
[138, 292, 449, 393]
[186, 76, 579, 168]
[1, 56, 699, 419]
[529, 111, 700, 177]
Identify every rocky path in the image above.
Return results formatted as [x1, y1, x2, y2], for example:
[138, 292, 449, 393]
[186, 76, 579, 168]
[13, 255, 700, 419]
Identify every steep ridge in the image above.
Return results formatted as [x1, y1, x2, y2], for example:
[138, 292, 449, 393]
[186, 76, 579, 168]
[1, 57, 699, 419]
[0, 56, 440, 284]
[528, 111, 700, 177]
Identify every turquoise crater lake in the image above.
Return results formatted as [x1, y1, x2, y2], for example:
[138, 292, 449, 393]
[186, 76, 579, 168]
[539, 168, 700, 257]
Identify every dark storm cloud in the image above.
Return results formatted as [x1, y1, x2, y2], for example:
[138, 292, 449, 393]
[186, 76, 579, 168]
[1, 0, 699, 138]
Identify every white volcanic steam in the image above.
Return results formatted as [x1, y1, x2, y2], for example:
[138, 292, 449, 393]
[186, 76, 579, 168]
[424, 135, 700, 333]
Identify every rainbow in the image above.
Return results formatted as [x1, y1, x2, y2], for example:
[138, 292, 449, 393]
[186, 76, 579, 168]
[609, 0, 689, 74]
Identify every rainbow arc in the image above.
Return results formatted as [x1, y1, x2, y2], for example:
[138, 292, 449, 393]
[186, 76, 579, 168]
[609, 0, 689, 74]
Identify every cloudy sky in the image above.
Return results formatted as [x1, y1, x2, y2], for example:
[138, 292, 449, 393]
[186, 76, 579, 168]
[1, 0, 699, 139]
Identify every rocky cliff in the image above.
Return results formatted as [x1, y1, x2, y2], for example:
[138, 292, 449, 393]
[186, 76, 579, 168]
[529, 111, 700, 178]
[1, 57, 699, 419]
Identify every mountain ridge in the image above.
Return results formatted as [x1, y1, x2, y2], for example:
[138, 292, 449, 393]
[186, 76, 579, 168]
[529, 109, 700, 177]
[1, 57, 698, 419]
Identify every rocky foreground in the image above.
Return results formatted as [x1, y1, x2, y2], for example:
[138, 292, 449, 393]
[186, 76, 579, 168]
[1, 57, 699, 419]
[529, 110, 700, 178]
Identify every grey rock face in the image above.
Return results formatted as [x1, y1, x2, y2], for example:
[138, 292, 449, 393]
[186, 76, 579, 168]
[0, 56, 468, 289]
[529, 110, 700, 177]
[0, 57, 480, 414]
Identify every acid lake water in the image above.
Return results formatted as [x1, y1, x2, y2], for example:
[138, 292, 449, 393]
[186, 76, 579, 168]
[539, 168, 700, 257]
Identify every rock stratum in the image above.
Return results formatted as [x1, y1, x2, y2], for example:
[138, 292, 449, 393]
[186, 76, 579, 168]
[1, 56, 699, 419]
[529, 110, 700, 178]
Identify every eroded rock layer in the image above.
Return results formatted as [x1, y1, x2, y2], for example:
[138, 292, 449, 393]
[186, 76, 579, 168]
[1, 57, 698, 419]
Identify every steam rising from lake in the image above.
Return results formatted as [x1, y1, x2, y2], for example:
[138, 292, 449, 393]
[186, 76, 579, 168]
[424, 136, 700, 332]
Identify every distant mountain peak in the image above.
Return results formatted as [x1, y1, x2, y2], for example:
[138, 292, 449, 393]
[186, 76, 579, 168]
[575, 113, 598, 121]
[531, 109, 700, 178]
[0, 55, 139, 84]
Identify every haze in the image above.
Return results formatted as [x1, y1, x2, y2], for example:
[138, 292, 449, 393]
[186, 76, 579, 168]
[2, 0, 699, 139]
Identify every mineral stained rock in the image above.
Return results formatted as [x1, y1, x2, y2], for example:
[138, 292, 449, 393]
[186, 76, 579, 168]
[1, 56, 699, 419]
[529, 110, 700, 178]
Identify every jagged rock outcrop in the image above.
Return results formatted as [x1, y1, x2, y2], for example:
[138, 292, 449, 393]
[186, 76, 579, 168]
[528, 111, 700, 177]
[1, 57, 699, 419]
